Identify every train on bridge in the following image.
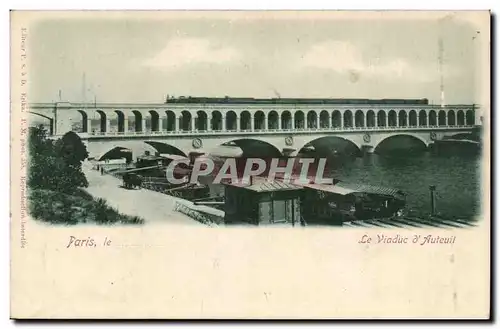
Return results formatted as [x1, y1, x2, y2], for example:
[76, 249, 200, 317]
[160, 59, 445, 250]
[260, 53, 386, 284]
[165, 95, 430, 105]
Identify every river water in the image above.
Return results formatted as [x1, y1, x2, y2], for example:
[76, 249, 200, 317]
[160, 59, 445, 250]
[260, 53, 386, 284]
[328, 152, 482, 221]
[202, 150, 482, 222]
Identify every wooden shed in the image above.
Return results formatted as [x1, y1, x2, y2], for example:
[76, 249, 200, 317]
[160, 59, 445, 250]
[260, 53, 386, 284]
[223, 177, 305, 226]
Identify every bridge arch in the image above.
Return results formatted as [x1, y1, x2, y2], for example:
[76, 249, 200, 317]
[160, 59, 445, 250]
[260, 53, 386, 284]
[374, 134, 429, 154]
[28, 111, 55, 134]
[165, 110, 176, 131]
[466, 110, 475, 125]
[254, 111, 265, 130]
[96, 146, 133, 162]
[332, 110, 342, 127]
[409, 110, 417, 127]
[388, 110, 397, 127]
[438, 110, 447, 126]
[96, 110, 108, 133]
[355, 110, 364, 127]
[268, 110, 279, 130]
[281, 110, 292, 129]
[94, 141, 158, 162]
[306, 110, 317, 129]
[319, 110, 330, 128]
[449, 132, 475, 140]
[344, 110, 353, 128]
[180, 110, 192, 131]
[144, 141, 187, 157]
[114, 110, 125, 133]
[294, 135, 362, 158]
[294, 110, 305, 129]
[212, 110, 223, 131]
[377, 110, 386, 127]
[418, 110, 427, 126]
[240, 111, 251, 131]
[212, 138, 283, 158]
[457, 110, 465, 125]
[148, 110, 160, 132]
[398, 110, 407, 127]
[64, 105, 478, 136]
[131, 110, 143, 132]
[28, 111, 53, 123]
[366, 110, 375, 127]
[226, 110, 238, 131]
[197, 110, 208, 131]
[429, 110, 437, 126]
[447, 110, 456, 126]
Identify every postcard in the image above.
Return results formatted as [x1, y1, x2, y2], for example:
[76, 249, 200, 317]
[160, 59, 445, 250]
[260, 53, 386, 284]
[10, 10, 490, 319]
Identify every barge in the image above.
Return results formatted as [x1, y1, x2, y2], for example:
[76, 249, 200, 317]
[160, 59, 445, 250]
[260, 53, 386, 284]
[298, 180, 406, 225]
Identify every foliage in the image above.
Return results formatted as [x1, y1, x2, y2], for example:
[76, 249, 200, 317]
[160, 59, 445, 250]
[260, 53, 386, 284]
[26, 126, 144, 225]
[57, 131, 89, 166]
[28, 189, 145, 225]
[28, 126, 89, 192]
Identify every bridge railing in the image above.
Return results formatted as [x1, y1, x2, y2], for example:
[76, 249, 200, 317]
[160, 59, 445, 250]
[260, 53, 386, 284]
[85, 124, 476, 137]
[174, 201, 224, 227]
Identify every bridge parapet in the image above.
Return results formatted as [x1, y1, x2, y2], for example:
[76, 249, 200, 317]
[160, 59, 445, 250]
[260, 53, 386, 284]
[81, 125, 477, 163]
[30, 101, 480, 137]
[80, 124, 475, 139]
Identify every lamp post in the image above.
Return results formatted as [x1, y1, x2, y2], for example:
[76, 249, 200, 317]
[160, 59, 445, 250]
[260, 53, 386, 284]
[429, 185, 437, 216]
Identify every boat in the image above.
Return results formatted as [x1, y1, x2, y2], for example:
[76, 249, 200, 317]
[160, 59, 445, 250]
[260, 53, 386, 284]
[430, 138, 481, 155]
[297, 180, 406, 225]
[429, 127, 482, 155]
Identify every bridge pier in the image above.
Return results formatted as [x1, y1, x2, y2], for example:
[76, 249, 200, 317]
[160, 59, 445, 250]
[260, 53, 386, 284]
[105, 119, 111, 133]
[86, 118, 92, 133]
[282, 148, 297, 157]
[362, 145, 375, 154]
[158, 117, 163, 132]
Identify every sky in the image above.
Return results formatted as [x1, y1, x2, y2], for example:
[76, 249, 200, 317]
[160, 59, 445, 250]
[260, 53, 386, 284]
[28, 12, 484, 105]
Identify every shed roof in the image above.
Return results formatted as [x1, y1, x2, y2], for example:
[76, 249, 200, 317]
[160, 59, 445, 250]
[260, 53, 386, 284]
[225, 177, 303, 193]
[336, 181, 405, 198]
[300, 181, 405, 199]
[301, 183, 355, 195]
[137, 154, 165, 161]
[159, 153, 189, 161]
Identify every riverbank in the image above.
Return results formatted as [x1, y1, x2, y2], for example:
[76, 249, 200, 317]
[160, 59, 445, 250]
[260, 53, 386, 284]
[28, 188, 144, 225]
[82, 162, 205, 225]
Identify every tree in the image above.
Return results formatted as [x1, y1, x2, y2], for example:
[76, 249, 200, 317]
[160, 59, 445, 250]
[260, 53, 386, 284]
[28, 125, 55, 158]
[28, 126, 89, 192]
[56, 131, 89, 167]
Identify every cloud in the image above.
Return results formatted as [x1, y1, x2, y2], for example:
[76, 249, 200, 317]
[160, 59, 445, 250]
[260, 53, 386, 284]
[302, 41, 364, 72]
[300, 41, 458, 83]
[142, 37, 240, 70]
